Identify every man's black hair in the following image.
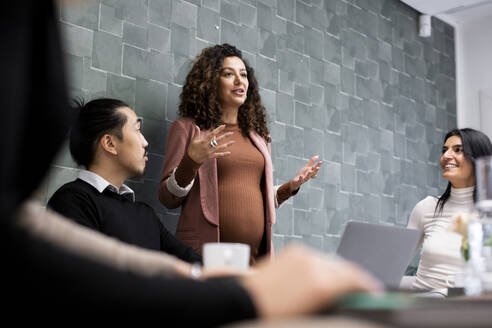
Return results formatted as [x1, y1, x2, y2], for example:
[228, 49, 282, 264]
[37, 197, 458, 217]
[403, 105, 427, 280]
[69, 98, 129, 168]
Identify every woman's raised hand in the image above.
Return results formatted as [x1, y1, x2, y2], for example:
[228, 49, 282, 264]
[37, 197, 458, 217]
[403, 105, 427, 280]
[187, 125, 235, 164]
[289, 155, 323, 192]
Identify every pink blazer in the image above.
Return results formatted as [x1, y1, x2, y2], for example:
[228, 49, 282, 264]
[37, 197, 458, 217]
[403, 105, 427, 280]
[158, 118, 276, 256]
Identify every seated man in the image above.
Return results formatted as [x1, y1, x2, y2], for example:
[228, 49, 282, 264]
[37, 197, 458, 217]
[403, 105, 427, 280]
[48, 98, 201, 264]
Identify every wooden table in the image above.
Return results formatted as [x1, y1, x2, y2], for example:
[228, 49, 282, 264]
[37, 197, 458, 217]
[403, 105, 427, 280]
[224, 292, 492, 328]
[333, 291, 492, 327]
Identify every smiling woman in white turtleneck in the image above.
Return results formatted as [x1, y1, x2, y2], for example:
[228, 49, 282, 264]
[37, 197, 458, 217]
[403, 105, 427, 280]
[406, 186, 473, 290]
[404, 128, 492, 291]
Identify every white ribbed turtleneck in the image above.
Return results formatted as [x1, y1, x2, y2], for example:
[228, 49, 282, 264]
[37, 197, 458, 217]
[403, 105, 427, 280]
[406, 186, 475, 290]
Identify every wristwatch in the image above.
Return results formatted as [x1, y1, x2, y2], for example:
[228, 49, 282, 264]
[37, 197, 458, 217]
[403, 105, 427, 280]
[190, 263, 202, 280]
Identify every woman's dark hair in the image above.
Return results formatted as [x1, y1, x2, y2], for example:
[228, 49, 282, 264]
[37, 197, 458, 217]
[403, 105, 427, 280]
[179, 43, 270, 142]
[435, 128, 492, 216]
[69, 98, 129, 168]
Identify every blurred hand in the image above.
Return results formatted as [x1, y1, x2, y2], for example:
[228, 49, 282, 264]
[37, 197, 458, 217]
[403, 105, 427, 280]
[240, 244, 382, 319]
[449, 212, 477, 237]
[174, 261, 255, 279]
[289, 155, 323, 192]
[187, 125, 234, 164]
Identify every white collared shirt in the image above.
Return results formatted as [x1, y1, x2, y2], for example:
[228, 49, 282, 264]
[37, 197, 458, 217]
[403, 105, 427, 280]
[78, 170, 135, 202]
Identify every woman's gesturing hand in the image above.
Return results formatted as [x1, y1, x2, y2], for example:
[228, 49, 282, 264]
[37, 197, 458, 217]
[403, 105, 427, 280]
[289, 155, 323, 192]
[187, 125, 235, 164]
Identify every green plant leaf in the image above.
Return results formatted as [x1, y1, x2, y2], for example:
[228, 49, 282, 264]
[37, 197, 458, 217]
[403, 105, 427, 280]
[461, 247, 469, 262]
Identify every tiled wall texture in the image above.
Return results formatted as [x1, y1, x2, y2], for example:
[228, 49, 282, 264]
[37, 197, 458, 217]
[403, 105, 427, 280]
[41, 0, 456, 256]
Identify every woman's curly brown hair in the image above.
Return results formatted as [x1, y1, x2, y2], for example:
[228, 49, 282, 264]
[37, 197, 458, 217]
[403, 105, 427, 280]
[179, 44, 270, 142]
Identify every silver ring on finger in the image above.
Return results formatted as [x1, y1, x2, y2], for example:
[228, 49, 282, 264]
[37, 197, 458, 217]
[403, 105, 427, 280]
[210, 136, 218, 148]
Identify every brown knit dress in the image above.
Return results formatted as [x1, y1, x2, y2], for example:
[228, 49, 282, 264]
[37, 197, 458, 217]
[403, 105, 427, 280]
[216, 123, 265, 264]
[174, 123, 295, 264]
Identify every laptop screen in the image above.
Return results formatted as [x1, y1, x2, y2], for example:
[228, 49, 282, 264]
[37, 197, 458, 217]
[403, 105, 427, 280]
[336, 221, 420, 288]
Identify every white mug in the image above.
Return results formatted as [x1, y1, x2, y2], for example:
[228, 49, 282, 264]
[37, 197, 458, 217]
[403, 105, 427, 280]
[203, 242, 250, 270]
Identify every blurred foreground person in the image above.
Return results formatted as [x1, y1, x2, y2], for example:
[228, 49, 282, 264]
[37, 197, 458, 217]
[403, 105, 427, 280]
[0, 1, 380, 326]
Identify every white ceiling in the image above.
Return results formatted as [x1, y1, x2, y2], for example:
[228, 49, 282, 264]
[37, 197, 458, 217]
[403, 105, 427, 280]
[400, 0, 492, 24]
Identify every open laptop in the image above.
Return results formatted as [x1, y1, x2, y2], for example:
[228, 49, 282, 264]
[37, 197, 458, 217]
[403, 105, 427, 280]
[336, 221, 420, 289]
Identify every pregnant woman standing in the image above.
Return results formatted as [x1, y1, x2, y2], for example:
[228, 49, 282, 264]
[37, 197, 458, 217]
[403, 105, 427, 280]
[159, 44, 321, 264]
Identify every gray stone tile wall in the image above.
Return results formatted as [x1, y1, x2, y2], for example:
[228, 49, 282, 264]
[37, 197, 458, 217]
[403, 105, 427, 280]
[41, 0, 456, 257]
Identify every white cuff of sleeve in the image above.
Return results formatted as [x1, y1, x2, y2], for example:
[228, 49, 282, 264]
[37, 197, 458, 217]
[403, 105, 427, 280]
[274, 185, 280, 208]
[166, 167, 194, 198]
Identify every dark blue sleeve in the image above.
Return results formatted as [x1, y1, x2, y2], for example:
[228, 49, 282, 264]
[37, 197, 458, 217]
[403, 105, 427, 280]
[6, 221, 256, 326]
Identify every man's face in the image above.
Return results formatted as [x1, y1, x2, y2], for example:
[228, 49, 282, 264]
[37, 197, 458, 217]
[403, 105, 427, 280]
[113, 107, 148, 179]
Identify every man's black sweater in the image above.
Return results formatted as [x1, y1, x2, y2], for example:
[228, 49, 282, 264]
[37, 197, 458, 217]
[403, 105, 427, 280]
[48, 178, 201, 264]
